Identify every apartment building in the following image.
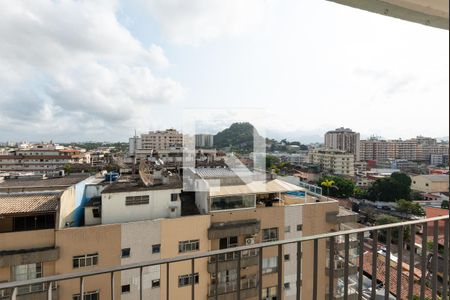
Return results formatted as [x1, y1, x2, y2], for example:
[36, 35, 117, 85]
[309, 149, 355, 176]
[0, 145, 84, 175]
[0, 163, 358, 300]
[195, 134, 214, 148]
[129, 129, 183, 154]
[411, 174, 449, 193]
[324, 127, 360, 161]
[360, 137, 449, 163]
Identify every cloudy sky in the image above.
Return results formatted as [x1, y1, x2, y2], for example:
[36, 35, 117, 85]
[0, 0, 448, 143]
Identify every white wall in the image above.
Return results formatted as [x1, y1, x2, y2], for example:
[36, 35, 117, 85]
[85, 183, 106, 199]
[101, 188, 182, 224]
[121, 219, 161, 300]
[284, 205, 303, 300]
[84, 207, 101, 226]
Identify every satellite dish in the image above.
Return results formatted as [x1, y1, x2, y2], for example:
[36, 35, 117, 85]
[139, 160, 154, 186]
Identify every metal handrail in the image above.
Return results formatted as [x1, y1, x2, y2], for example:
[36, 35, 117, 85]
[0, 215, 448, 290]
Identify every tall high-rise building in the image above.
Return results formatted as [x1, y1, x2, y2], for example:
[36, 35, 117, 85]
[324, 127, 360, 161]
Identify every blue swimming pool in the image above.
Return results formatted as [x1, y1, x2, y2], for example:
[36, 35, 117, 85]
[286, 191, 306, 197]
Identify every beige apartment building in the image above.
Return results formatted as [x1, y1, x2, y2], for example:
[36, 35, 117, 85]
[1, 165, 358, 300]
[360, 137, 449, 163]
[324, 127, 360, 161]
[411, 174, 449, 193]
[309, 148, 355, 176]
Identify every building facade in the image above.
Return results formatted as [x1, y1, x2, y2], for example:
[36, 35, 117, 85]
[309, 149, 355, 176]
[324, 127, 360, 161]
[195, 134, 214, 148]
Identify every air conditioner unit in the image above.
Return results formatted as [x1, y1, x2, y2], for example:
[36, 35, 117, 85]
[245, 238, 255, 245]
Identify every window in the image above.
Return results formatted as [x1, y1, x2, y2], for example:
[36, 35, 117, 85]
[210, 194, 255, 211]
[284, 254, 290, 261]
[262, 228, 278, 242]
[73, 253, 98, 268]
[284, 282, 291, 289]
[121, 248, 130, 258]
[121, 285, 130, 293]
[92, 208, 101, 218]
[125, 195, 149, 206]
[171, 193, 178, 202]
[284, 226, 290, 233]
[73, 291, 99, 300]
[179, 240, 200, 253]
[262, 286, 277, 298]
[13, 263, 43, 294]
[296, 224, 303, 231]
[178, 273, 199, 287]
[152, 279, 160, 288]
[262, 257, 278, 274]
[152, 244, 161, 254]
[219, 236, 238, 249]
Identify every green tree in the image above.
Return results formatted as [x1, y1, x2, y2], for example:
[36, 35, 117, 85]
[319, 176, 355, 198]
[266, 155, 281, 171]
[391, 172, 412, 187]
[376, 214, 411, 244]
[367, 174, 411, 202]
[395, 199, 425, 217]
[353, 187, 367, 199]
[442, 200, 449, 209]
[63, 164, 72, 175]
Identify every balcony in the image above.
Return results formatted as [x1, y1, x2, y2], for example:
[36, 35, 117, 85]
[0, 215, 448, 300]
[208, 219, 260, 239]
[208, 276, 258, 300]
[0, 282, 57, 300]
[207, 249, 259, 273]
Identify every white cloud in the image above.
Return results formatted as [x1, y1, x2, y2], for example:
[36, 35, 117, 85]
[0, 0, 183, 140]
[139, 0, 268, 44]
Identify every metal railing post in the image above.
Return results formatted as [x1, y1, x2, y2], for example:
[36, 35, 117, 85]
[408, 224, 416, 299]
[191, 258, 195, 300]
[277, 244, 283, 300]
[11, 287, 17, 300]
[259, 247, 263, 300]
[328, 236, 335, 300]
[313, 239, 318, 300]
[344, 234, 350, 299]
[166, 263, 170, 300]
[358, 232, 364, 300]
[385, 228, 391, 300]
[396, 226, 404, 300]
[443, 219, 449, 300]
[420, 223, 428, 300]
[110, 271, 115, 300]
[79, 277, 84, 300]
[237, 250, 241, 300]
[296, 241, 302, 300]
[139, 266, 143, 300]
[47, 281, 52, 300]
[432, 221, 438, 300]
[371, 230, 378, 300]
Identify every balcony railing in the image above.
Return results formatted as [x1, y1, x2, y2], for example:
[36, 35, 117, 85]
[0, 215, 448, 300]
[208, 275, 258, 296]
[208, 248, 259, 263]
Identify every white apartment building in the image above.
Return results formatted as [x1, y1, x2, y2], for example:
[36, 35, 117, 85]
[324, 127, 360, 161]
[309, 149, 355, 176]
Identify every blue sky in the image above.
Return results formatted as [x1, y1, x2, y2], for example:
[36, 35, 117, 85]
[0, 0, 448, 143]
